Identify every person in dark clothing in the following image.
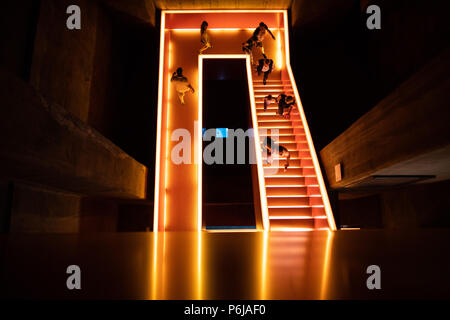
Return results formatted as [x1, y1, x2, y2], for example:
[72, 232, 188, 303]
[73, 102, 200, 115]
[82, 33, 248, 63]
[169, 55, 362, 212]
[257, 58, 274, 85]
[277, 94, 295, 118]
[252, 22, 276, 57]
[242, 38, 256, 64]
[263, 94, 277, 111]
[262, 135, 291, 171]
[243, 22, 276, 64]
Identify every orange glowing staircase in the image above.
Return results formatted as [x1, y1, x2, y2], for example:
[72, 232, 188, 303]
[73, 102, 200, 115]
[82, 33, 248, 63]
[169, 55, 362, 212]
[253, 79, 330, 231]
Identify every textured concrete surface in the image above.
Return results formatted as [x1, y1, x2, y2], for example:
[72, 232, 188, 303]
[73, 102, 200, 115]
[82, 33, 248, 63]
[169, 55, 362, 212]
[30, 0, 100, 122]
[320, 48, 450, 189]
[0, 67, 147, 199]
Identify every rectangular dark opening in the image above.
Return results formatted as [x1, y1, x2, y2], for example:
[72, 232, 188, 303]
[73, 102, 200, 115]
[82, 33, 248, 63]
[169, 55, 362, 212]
[202, 59, 256, 229]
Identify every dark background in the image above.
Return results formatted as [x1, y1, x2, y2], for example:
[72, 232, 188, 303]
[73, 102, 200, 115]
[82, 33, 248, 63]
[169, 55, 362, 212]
[202, 59, 255, 227]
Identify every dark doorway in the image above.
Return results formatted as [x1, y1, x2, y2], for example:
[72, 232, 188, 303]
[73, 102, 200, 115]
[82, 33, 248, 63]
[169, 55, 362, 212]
[202, 59, 256, 229]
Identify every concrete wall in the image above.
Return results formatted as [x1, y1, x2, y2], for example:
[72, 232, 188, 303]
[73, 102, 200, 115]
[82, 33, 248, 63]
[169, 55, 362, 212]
[0, 1, 160, 232]
[320, 48, 450, 189]
[336, 179, 450, 229]
[9, 184, 81, 233]
[0, 67, 148, 199]
[0, 1, 40, 81]
[30, 0, 100, 122]
[290, 0, 450, 150]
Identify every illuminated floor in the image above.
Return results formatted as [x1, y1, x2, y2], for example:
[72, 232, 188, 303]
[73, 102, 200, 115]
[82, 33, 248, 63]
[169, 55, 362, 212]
[1, 230, 449, 299]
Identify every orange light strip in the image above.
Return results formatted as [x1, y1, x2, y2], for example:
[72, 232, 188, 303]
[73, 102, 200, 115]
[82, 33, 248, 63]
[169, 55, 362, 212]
[246, 56, 270, 231]
[205, 229, 259, 233]
[197, 230, 202, 299]
[198, 55, 203, 231]
[269, 216, 327, 220]
[164, 9, 286, 13]
[271, 227, 314, 232]
[169, 28, 284, 32]
[198, 54, 269, 231]
[320, 230, 334, 299]
[282, 11, 337, 230]
[260, 231, 268, 299]
[153, 12, 166, 232]
[150, 231, 158, 299]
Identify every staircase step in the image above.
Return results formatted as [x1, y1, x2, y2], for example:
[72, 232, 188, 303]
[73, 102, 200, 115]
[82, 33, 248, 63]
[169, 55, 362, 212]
[259, 134, 297, 143]
[264, 150, 300, 158]
[267, 196, 311, 206]
[264, 167, 315, 176]
[265, 176, 318, 186]
[268, 206, 325, 217]
[258, 127, 293, 135]
[270, 218, 315, 230]
[263, 156, 315, 165]
[263, 159, 306, 167]
[314, 217, 329, 228]
[254, 92, 293, 98]
[266, 186, 320, 196]
[253, 84, 291, 88]
[258, 121, 302, 128]
[253, 79, 286, 83]
[257, 114, 298, 121]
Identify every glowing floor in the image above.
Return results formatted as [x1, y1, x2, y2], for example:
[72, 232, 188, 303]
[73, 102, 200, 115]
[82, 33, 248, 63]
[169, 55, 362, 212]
[1, 229, 449, 299]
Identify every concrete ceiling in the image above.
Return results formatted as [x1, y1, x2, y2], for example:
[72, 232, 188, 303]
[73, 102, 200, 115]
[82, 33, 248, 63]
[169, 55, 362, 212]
[154, 0, 293, 10]
[102, 0, 359, 28]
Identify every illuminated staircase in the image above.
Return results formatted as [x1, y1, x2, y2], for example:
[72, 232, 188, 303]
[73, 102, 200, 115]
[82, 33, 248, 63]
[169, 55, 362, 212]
[253, 79, 330, 231]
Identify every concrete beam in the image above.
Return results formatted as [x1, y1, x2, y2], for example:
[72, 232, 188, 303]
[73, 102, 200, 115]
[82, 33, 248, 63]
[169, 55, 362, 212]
[0, 68, 147, 199]
[291, 0, 355, 28]
[101, 0, 156, 26]
[320, 47, 450, 189]
[154, 0, 292, 10]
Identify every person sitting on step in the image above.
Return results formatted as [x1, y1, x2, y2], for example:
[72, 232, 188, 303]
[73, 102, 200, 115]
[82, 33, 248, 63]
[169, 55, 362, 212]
[264, 94, 277, 111]
[277, 94, 295, 119]
[261, 135, 291, 171]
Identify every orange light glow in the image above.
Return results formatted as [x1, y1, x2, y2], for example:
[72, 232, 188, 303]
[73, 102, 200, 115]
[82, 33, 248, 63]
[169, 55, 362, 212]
[153, 12, 166, 232]
[169, 28, 284, 32]
[155, 10, 335, 232]
[198, 54, 269, 231]
[164, 10, 286, 14]
[282, 11, 337, 230]
[198, 55, 203, 231]
[320, 230, 334, 299]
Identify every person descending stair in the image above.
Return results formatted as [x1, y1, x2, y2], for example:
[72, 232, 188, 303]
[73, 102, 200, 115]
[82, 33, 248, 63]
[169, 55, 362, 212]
[242, 22, 276, 64]
[252, 22, 276, 58]
[262, 135, 291, 171]
[171, 67, 195, 105]
[277, 94, 295, 119]
[264, 94, 277, 111]
[257, 58, 274, 85]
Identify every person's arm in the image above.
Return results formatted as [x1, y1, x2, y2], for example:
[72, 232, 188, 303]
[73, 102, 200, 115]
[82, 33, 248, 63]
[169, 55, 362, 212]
[265, 25, 276, 40]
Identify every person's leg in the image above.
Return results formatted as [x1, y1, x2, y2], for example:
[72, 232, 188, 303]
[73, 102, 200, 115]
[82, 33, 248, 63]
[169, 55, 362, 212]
[278, 103, 283, 116]
[284, 151, 290, 171]
[263, 71, 269, 85]
[177, 90, 185, 104]
[199, 41, 212, 53]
